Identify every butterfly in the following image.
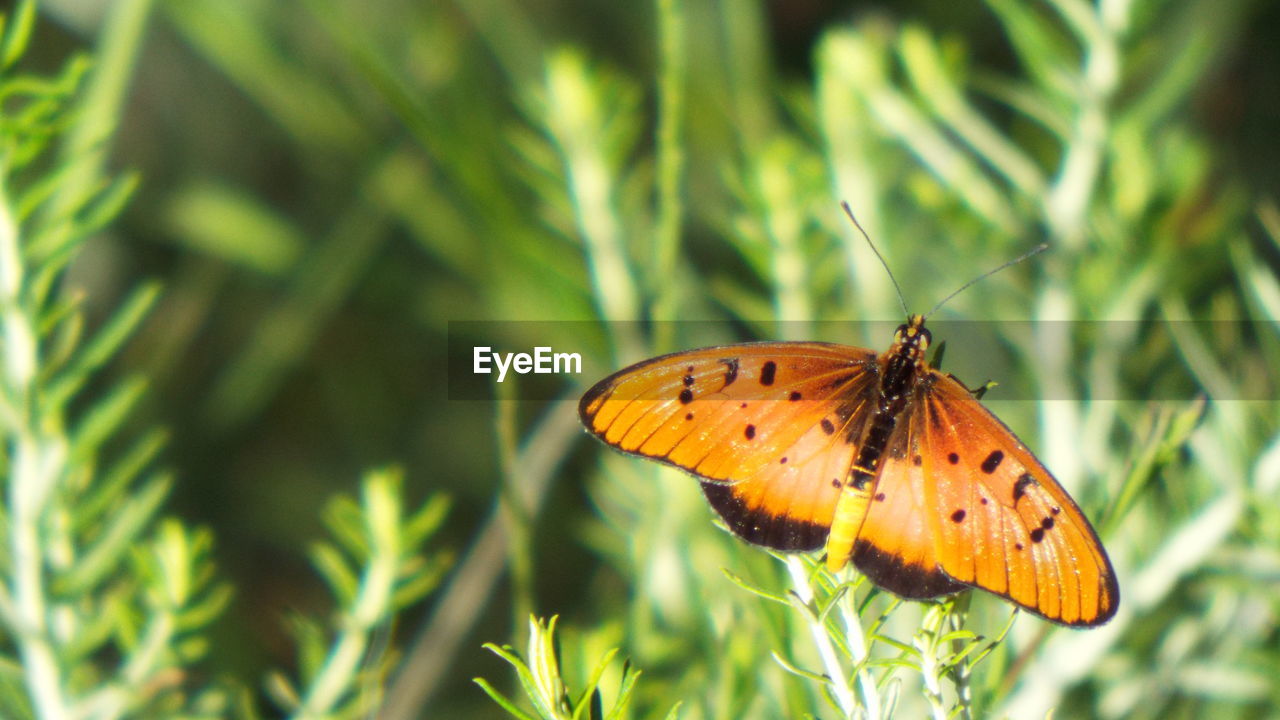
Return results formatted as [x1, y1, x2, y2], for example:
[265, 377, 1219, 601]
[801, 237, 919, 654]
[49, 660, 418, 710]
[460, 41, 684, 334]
[578, 312, 1119, 627]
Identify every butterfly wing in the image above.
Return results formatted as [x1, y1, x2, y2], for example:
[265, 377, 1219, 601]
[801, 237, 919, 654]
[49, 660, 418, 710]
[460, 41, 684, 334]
[915, 371, 1119, 626]
[844, 415, 968, 598]
[580, 342, 880, 551]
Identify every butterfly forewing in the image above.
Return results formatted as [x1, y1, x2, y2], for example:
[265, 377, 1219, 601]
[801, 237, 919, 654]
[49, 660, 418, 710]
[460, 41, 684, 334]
[580, 343, 880, 549]
[580, 343, 877, 479]
[917, 372, 1119, 626]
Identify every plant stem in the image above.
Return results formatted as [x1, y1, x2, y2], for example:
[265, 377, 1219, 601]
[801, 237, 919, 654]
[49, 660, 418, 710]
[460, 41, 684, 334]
[295, 485, 399, 718]
[650, 0, 687, 347]
[2, 178, 71, 719]
[785, 558, 860, 719]
[1043, 0, 1128, 248]
[837, 577, 882, 719]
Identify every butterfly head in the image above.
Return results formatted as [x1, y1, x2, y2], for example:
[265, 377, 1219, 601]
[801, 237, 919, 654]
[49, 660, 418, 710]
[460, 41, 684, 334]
[894, 314, 932, 356]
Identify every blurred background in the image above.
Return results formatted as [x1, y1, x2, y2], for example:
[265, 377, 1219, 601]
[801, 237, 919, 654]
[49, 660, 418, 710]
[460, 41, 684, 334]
[20, 0, 1280, 716]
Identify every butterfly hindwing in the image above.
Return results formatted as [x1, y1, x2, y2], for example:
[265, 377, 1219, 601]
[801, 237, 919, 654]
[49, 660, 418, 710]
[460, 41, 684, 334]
[580, 343, 879, 550]
[848, 415, 966, 598]
[917, 372, 1120, 626]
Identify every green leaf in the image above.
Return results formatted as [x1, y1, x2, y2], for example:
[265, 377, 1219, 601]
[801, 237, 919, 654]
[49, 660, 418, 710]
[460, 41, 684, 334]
[570, 647, 618, 720]
[474, 678, 539, 720]
[75, 429, 167, 527]
[390, 550, 452, 607]
[44, 281, 161, 410]
[403, 492, 451, 547]
[0, 0, 37, 71]
[603, 661, 641, 720]
[287, 614, 330, 683]
[720, 567, 790, 605]
[177, 582, 234, 631]
[322, 494, 371, 560]
[310, 540, 359, 605]
[770, 651, 830, 684]
[75, 172, 141, 237]
[263, 670, 301, 712]
[164, 182, 304, 275]
[67, 374, 149, 460]
[55, 473, 170, 595]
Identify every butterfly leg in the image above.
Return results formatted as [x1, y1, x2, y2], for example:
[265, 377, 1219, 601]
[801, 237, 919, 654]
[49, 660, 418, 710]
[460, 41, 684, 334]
[969, 381, 997, 400]
[946, 372, 998, 400]
[824, 477, 874, 572]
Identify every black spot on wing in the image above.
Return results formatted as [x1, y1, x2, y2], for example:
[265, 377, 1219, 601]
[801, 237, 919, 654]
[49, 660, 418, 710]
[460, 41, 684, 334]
[948, 452, 960, 464]
[719, 358, 739, 387]
[789, 391, 802, 401]
[950, 509, 966, 523]
[980, 450, 1004, 473]
[678, 388, 693, 404]
[744, 424, 756, 440]
[1013, 473, 1036, 502]
[760, 361, 777, 386]
[820, 419, 835, 435]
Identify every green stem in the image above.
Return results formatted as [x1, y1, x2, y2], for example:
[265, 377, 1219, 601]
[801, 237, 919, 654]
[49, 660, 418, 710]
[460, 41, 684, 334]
[11, 441, 70, 720]
[45, 0, 153, 224]
[295, 482, 399, 718]
[2, 178, 71, 719]
[836, 578, 882, 719]
[785, 558, 860, 718]
[1043, 0, 1128, 249]
[544, 53, 645, 362]
[650, 0, 687, 345]
[496, 380, 535, 633]
[914, 608, 948, 720]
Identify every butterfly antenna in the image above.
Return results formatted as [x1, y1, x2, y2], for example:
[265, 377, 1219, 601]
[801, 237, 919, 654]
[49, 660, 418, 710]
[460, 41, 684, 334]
[841, 201, 910, 317]
[925, 242, 1049, 319]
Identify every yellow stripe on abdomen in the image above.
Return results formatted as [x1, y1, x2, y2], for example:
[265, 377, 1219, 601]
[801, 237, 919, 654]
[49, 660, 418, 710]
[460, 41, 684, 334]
[825, 481, 873, 571]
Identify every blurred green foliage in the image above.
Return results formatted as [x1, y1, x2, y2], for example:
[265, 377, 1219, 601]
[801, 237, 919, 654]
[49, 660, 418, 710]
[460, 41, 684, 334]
[11, 0, 1280, 717]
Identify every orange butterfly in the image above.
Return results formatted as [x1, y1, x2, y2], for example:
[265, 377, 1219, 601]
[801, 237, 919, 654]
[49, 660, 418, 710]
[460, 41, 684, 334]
[579, 259, 1118, 629]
